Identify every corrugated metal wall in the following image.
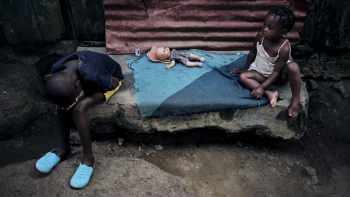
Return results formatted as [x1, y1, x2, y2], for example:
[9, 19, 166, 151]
[105, 0, 309, 54]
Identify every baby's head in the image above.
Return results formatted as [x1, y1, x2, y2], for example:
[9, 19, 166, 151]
[263, 7, 295, 39]
[44, 72, 82, 108]
[155, 47, 170, 61]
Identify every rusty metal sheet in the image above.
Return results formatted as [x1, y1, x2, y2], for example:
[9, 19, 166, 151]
[105, 0, 309, 54]
[69, 0, 105, 40]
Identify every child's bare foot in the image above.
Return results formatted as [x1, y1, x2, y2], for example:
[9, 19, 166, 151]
[289, 98, 300, 118]
[266, 91, 278, 108]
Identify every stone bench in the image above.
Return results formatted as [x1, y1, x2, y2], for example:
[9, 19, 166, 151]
[79, 47, 309, 139]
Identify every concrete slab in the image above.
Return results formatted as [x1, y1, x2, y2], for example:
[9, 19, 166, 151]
[78, 47, 309, 139]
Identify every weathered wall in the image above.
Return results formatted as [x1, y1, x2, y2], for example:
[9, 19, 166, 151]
[69, 0, 105, 40]
[300, 0, 350, 49]
[293, 45, 350, 80]
[0, 0, 64, 44]
[0, 0, 105, 44]
[296, 0, 350, 80]
[0, 0, 44, 44]
[31, 0, 66, 42]
[105, 0, 309, 54]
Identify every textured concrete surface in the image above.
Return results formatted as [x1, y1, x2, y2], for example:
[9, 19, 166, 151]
[79, 47, 309, 139]
[0, 147, 195, 197]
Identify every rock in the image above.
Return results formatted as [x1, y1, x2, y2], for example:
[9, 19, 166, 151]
[300, 0, 350, 49]
[0, 155, 195, 196]
[79, 47, 309, 140]
[308, 79, 319, 90]
[155, 145, 163, 150]
[70, 131, 81, 145]
[292, 45, 314, 58]
[235, 141, 244, 148]
[118, 138, 124, 146]
[303, 166, 318, 185]
[332, 81, 349, 98]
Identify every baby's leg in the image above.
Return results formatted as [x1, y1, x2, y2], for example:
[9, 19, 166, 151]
[185, 61, 202, 67]
[239, 70, 279, 107]
[71, 92, 104, 167]
[189, 53, 205, 62]
[279, 62, 301, 118]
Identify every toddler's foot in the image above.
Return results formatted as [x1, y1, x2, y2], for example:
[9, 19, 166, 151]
[288, 98, 300, 118]
[266, 91, 278, 108]
[198, 62, 203, 67]
[200, 57, 205, 62]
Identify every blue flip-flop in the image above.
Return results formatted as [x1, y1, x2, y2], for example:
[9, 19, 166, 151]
[70, 163, 95, 189]
[36, 149, 60, 173]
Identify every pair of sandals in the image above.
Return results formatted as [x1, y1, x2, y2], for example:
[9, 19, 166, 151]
[36, 149, 94, 189]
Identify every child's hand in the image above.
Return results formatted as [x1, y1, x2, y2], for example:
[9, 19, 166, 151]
[251, 86, 264, 99]
[167, 64, 173, 69]
[62, 90, 85, 110]
[231, 68, 246, 74]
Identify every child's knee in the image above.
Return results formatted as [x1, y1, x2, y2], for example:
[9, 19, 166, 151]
[287, 62, 300, 73]
[238, 72, 247, 82]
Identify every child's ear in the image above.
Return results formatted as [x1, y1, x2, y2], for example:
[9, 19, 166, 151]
[281, 29, 288, 36]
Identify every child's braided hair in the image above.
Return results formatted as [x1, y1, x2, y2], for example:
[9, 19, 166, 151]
[268, 7, 295, 31]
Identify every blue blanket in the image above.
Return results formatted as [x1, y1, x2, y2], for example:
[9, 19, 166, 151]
[127, 51, 270, 118]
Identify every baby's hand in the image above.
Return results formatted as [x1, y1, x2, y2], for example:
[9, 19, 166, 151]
[167, 64, 172, 69]
[231, 68, 246, 74]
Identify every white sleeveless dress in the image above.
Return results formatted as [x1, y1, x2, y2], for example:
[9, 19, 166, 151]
[248, 37, 293, 77]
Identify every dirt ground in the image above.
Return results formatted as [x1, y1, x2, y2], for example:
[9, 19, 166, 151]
[1, 42, 350, 197]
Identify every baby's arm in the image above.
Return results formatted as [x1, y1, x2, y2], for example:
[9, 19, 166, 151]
[167, 60, 176, 69]
[231, 32, 261, 74]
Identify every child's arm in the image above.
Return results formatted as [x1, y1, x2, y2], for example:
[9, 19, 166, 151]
[251, 43, 290, 98]
[167, 60, 176, 69]
[231, 32, 261, 74]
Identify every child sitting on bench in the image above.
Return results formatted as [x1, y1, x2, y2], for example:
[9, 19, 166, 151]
[36, 50, 124, 189]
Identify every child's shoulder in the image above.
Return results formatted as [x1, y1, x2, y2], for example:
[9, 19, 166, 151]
[278, 39, 291, 56]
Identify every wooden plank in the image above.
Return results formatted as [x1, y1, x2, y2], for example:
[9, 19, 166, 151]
[0, 0, 43, 44]
[69, 0, 105, 40]
[30, 0, 65, 42]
